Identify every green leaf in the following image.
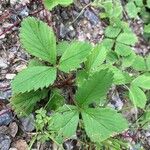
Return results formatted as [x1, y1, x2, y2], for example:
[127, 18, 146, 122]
[50, 105, 79, 139]
[101, 38, 114, 51]
[82, 108, 128, 142]
[20, 17, 56, 64]
[144, 24, 150, 33]
[106, 51, 118, 64]
[45, 89, 65, 111]
[122, 51, 136, 68]
[76, 70, 89, 87]
[75, 69, 113, 107]
[129, 85, 147, 108]
[132, 74, 150, 89]
[125, 2, 138, 18]
[57, 41, 70, 56]
[146, 55, 150, 71]
[85, 44, 107, 72]
[115, 43, 132, 56]
[105, 26, 121, 38]
[110, 66, 132, 85]
[131, 55, 147, 71]
[44, 0, 73, 10]
[147, 0, 150, 8]
[11, 90, 48, 116]
[116, 32, 138, 46]
[134, 0, 143, 6]
[12, 66, 56, 93]
[59, 41, 92, 73]
[28, 59, 44, 67]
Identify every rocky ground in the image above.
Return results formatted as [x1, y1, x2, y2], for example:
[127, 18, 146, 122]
[0, 0, 150, 149]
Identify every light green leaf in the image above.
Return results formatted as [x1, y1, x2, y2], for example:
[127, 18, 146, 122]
[146, 55, 150, 71]
[45, 89, 65, 111]
[28, 59, 44, 67]
[106, 51, 118, 64]
[105, 26, 121, 38]
[20, 17, 56, 64]
[115, 43, 132, 56]
[59, 41, 92, 73]
[122, 51, 136, 68]
[131, 55, 147, 71]
[82, 108, 128, 142]
[50, 105, 79, 139]
[144, 24, 150, 33]
[12, 66, 56, 93]
[110, 66, 132, 85]
[75, 69, 113, 107]
[44, 0, 73, 10]
[132, 74, 150, 89]
[101, 38, 114, 51]
[116, 32, 138, 46]
[57, 41, 70, 56]
[85, 44, 107, 72]
[129, 85, 147, 108]
[147, 0, 150, 8]
[134, 0, 143, 6]
[125, 2, 138, 18]
[11, 90, 48, 116]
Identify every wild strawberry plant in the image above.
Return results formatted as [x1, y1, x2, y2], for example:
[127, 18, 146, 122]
[11, 17, 128, 147]
[10, 0, 150, 149]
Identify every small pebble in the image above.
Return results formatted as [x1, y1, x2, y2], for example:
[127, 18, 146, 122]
[0, 134, 11, 150]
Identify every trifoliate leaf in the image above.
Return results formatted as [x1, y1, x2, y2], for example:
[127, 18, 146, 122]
[132, 74, 150, 89]
[11, 90, 48, 116]
[59, 41, 92, 73]
[116, 33, 138, 45]
[75, 69, 113, 107]
[12, 66, 56, 93]
[129, 85, 147, 108]
[82, 108, 128, 142]
[45, 89, 65, 111]
[105, 26, 121, 38]
[115, 43, 132, 56]
[20, 17, 56, 64]
[131, 55, 147, 71]
[85, 44, 107, 72]
[44, 0, 73, 10]
[50, 105, 79, 139]
[125, 2, 138, 18]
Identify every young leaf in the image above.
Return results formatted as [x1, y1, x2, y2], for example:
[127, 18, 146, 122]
[105, 26, 121, 38]
[75, 69, 113, 107]
[12, 66, 56, 93]
[82, 108, 128, 142]
[50, 105, 79, 139]
[11, 90, 48, 116]
[45, 89, 65, 111]
[132, 74, 150, 89]
[20, 17, 56, 64]
[58, 41, 92, 73]
[129, 85, 147, 108]
[115, 43, 132, 56]
[85, 44, 107, 72]
[116, 32, 138, 45]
